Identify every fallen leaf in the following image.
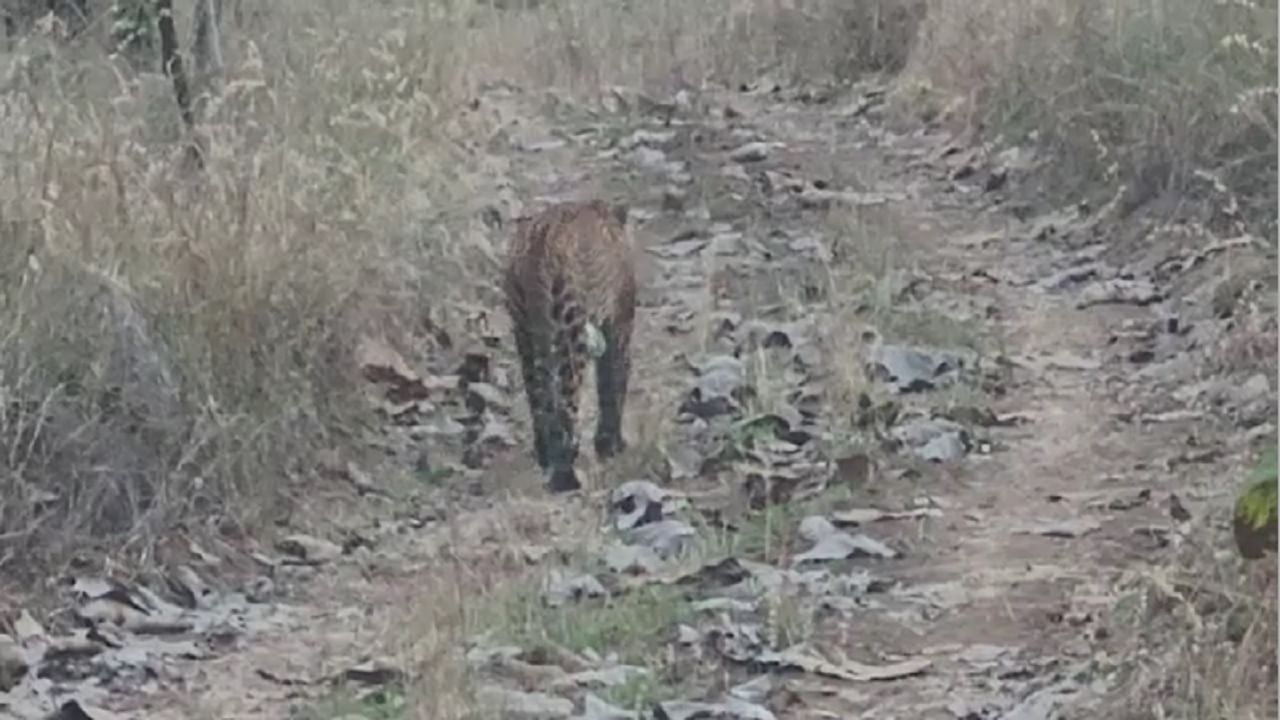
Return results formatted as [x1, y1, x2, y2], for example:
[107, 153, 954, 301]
[656, 697, 776, 720]
[755, 646, 930, 682]
[543, 571, 608, 607]
[356, 335, 431, 402]
[1013, 519, 1102, 539]
[581, 692, 639, 720]
[475, 685, 574, 719]
[277, 534, 344, 564]
[831, 507, 943, 525]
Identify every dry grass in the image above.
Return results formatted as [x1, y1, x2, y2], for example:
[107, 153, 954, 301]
[1108, 529, 1278, 719]
[900, 0, 1278, 235]
[467, 0, 925, 96]
[0, 0, 486, 579]
[289, 496, 611, 720]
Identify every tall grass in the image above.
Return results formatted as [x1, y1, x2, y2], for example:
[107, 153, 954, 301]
[462, 0, 924, 94]
[903, 0, 1277, 234]
[0, 0, 485, 578]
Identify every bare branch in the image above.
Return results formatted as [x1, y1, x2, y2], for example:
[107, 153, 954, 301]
[155, 0, 202, 170]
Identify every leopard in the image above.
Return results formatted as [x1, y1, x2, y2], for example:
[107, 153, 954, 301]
[502, 199, 638, 493]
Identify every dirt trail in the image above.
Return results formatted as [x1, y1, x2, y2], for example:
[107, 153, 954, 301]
[10, 80, 1266, 720]
[667, 89, 1169, 716]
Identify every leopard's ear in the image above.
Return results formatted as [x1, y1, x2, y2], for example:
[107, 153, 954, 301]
[610, 202, 629, 227]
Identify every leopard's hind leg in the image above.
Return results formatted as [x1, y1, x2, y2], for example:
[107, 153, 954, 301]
[511, 320, 551, 470]
[541, 280, 588, 492]
[593, 317, 631, 460]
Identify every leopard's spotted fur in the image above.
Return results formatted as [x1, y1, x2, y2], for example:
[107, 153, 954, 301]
[502, 200, 637, 493]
